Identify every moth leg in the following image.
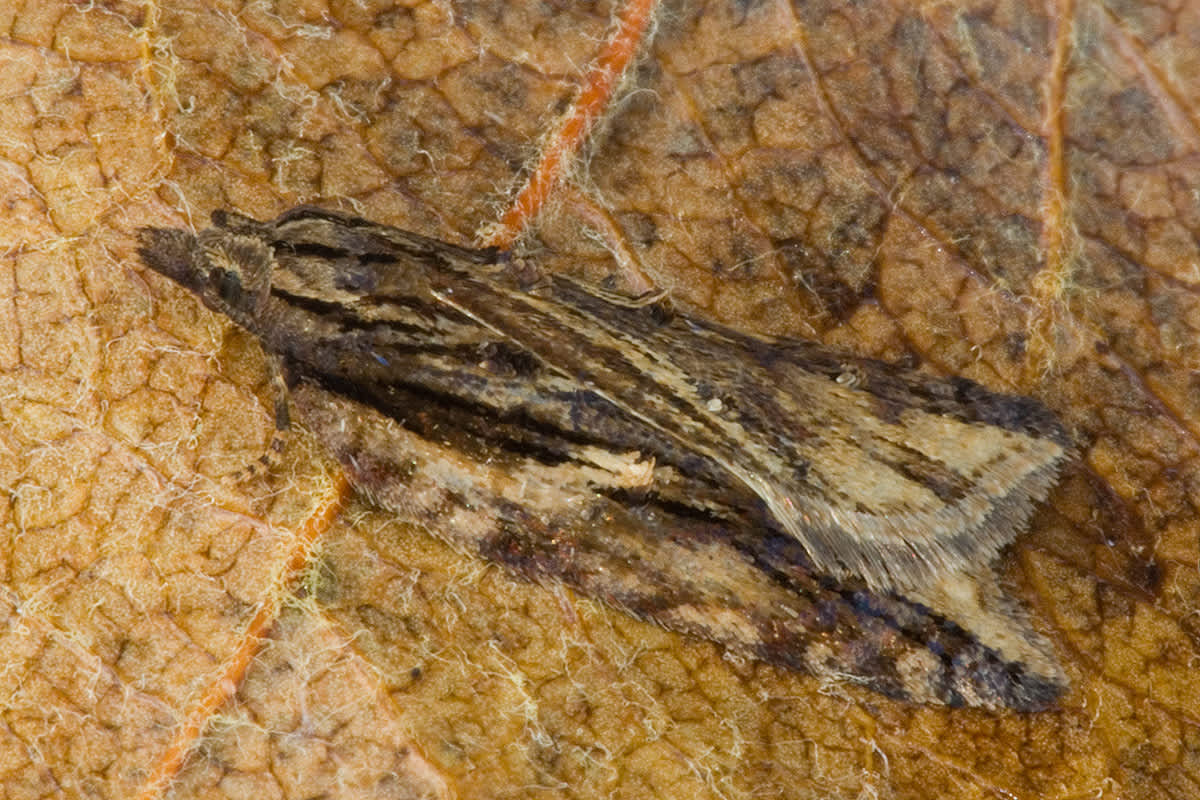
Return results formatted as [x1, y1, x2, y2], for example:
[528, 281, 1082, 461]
[267, 356, 293, 432]
[256, 356, 293, 470]
[225, 357, 292, 482]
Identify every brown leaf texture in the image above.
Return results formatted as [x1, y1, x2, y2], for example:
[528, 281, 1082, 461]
[1, 0, 1199, 797]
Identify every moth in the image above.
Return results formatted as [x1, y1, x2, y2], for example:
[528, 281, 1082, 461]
[139, 205, 1072, 710]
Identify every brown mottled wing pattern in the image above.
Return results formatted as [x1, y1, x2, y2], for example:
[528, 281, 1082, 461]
[434, 269, 1072, 593]
[138, 205, 1070, 710]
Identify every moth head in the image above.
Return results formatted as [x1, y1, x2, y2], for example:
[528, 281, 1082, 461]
[139, 224, 275, 320]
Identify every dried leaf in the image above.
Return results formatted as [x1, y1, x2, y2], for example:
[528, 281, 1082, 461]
[1, 1, 1199, 798]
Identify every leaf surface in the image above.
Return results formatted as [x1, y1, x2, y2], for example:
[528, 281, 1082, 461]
[0, 1, 1198, 798]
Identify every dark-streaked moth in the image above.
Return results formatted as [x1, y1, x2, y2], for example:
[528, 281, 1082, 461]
[139, 205, 1072, 711]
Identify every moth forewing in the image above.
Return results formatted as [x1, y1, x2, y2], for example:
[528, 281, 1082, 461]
[430, 267, 1071, 593]
[138, 205, 1072, 710]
